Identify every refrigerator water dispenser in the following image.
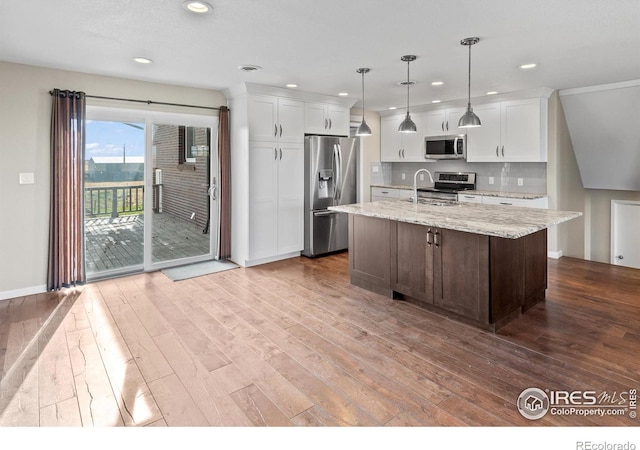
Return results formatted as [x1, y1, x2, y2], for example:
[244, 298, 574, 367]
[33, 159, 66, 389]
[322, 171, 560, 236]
[317, 169, 333, 199]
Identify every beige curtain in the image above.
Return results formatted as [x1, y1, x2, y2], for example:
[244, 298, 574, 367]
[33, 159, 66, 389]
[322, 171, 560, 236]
[217, 106, 231, 260]
[48, 89, 86, 291]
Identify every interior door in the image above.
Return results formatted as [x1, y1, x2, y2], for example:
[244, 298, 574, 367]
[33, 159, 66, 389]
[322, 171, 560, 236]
[611, 200, 640, 269]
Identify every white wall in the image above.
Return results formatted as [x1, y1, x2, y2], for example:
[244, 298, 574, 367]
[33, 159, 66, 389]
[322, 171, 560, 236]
[0, 61, 225, 299]
[352, 109, 381, 203]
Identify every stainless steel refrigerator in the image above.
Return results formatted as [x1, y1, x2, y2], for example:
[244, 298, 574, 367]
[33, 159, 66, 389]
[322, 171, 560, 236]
[302, 135, 358, 257]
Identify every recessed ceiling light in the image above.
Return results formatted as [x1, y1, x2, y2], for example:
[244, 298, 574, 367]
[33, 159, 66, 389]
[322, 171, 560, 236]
[238, 65, 262, 72]
[431, 81, 444, 86]
[431, 100, 441, 103]
[133, 57, 152, 64]
[338, 92, 349, 96]
[388, 106, 397, 110]
[486, 91, 498, 95]
[183, 1, 213, 14]
[519, 63, 537, 69]
[286, 83, 298, 88]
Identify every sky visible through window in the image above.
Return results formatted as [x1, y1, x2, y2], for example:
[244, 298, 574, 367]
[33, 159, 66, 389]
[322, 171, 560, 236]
[85, 120, 144, 160]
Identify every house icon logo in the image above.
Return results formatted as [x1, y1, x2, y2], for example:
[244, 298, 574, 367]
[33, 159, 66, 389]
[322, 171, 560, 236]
[517, 388, 550, 420]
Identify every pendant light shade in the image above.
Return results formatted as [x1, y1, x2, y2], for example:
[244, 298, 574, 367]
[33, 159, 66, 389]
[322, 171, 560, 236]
[398, 55, 417, 133]
[458, 37, 481, 129]
[356, 68, 372, 136]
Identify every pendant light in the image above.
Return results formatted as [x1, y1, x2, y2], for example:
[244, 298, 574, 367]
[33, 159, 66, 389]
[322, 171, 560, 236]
[458, 37, 482, 128]
[398, 55, 417, 133]
[355, 68, 372, 136]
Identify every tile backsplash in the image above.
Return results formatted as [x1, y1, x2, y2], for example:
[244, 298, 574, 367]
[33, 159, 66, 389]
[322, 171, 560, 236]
[382, 160, 547, 193]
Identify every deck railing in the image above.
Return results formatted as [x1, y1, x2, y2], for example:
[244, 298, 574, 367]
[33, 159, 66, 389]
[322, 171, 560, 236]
[85, 185, 144, 218]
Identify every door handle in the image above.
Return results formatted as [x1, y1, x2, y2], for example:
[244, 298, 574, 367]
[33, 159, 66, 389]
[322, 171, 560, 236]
[426, 229, 432, 246]
[616, 255, 624, 260]
[314, 210, 340, 217]
[434, 231, 440, 247]
[208, 185, 217, 200]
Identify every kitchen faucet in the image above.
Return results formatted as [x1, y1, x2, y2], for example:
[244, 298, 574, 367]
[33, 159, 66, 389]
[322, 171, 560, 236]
[413, 168, 435, 204]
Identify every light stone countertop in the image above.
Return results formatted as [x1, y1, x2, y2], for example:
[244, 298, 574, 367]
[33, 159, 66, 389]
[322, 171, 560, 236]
[329, 199, 582, 239]
[370, 184, 547, 200]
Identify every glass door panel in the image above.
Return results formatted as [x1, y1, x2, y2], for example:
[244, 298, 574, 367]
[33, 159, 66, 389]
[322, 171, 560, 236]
[150, 123, 213, 265]
[84, 120, 145, 277]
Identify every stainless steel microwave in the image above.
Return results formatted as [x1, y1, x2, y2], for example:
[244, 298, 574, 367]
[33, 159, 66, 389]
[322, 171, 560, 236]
[424, 134, 466, 160]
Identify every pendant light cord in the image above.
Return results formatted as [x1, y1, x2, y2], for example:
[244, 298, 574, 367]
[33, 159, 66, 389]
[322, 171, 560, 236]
[406, 60, 411, 113]
[467, 43, 472, 108]
[361, 71, 366, 114]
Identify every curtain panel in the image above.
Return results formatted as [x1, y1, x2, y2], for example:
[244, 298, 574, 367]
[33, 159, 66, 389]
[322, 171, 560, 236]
[48, 89, 86, 291]
[217, 106, 231, 260]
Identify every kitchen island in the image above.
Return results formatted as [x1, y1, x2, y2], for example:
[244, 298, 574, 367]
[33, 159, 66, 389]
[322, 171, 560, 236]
[329, 199, 582, 331]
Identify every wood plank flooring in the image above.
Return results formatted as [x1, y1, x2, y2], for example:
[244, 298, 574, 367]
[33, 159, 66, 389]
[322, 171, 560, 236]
[1, 254, 638, 427]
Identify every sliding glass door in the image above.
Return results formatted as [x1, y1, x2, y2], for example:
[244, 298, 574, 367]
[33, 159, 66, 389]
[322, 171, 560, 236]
[85, 106, 218, 279]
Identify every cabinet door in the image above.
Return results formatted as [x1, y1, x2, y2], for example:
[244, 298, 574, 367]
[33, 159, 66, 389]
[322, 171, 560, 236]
[249, 142, 279, 260]
[277, 143, 304, 254]
[304, 102, 329, 135]
[327, 104, 350, 136]
[501, 98, 543, 162]
[391, 222, 434, 303]
[444, 107, 467, 135]
[465, 102, 502, 162]
[278, 98, 305, 143]
[401, 111, 426, 161]
[380, 115, 403, 161]
[434, 229, 490, 322]
[425, 109, 447, 136]
[248, 95, 278, 142]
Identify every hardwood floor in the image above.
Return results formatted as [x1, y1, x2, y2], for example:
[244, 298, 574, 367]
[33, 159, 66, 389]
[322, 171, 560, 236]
[1, 253, 638, 428]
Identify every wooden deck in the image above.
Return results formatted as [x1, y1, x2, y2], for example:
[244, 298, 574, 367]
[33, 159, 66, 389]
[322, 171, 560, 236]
[84, 212, 211, 273]
[1, 254, 638, 437]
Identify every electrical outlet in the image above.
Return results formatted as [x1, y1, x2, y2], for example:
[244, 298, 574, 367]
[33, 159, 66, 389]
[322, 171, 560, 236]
[489, 177, 494, 185]
[518, 178, 524, 186]
[419, 174, 424, 181]
[401, 173, 406, 180]
[19, 172, 34, 184]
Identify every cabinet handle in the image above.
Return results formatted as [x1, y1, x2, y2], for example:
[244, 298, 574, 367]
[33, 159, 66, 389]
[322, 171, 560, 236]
[496, 146, 499, 157]
[280, 148, 283, 160]
[501, 146, 505, 157]
[324, 118, 328, 129]
[499, 202, 512, 206]
[329, 118, 332, 129]
[434, 231, 440, 247]
[279, 125, 283, 137]
[274, 124, 278, 137]
[427, 229, 432, 246]
[398, 149, 402, 158]
[446, 120, 449, 131]
[441, 121, 445, 131]
[274, 148, 278, 160]
[381, 191, 389, 194]
[402, 149, 405, 158]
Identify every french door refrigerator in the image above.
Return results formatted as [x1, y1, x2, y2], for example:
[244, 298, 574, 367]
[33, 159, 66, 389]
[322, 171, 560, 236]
[302, 135, 358, 257]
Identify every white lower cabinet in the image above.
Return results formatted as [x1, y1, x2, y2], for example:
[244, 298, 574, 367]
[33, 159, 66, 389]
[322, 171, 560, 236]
[249, 142, 304, 261]
[371, 187, 413, 202]
[458, 193, 549, 209]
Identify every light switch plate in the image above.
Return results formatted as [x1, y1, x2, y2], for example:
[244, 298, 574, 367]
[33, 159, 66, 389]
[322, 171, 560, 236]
[489, 177, 494, 185]
[19, 172, 34, 184]
[401, 173, 406, 180]
[518, 178, 524, 186]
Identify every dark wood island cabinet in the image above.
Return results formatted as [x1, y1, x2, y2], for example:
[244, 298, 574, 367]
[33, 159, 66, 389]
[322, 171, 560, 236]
[337, 200, 581, 332]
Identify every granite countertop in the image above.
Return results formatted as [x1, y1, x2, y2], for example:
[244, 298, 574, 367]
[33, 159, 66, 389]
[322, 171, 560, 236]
[329, 199, 581, 239]
[371, 184, 547, 200]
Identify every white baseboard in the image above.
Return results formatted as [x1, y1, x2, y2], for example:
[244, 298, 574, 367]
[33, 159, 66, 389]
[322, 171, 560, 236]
[547, 250, 563, 259]
[0, 285, 47, 302]
[236, 251, 302, 268]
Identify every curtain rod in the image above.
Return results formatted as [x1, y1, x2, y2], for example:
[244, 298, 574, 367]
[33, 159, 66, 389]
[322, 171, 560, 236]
[49, 90, 223, 111]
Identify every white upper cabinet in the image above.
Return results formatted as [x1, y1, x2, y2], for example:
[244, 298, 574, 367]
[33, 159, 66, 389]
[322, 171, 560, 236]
[424, 107, 467, 136]
[466, 98, 548, 162]
[249, 95, 305, 143]
[380, 112, 426, 162]
[304, 102, 350, 136]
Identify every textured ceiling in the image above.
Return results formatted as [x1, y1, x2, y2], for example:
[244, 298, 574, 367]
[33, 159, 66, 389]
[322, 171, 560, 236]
[1, 0, 639, 111]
